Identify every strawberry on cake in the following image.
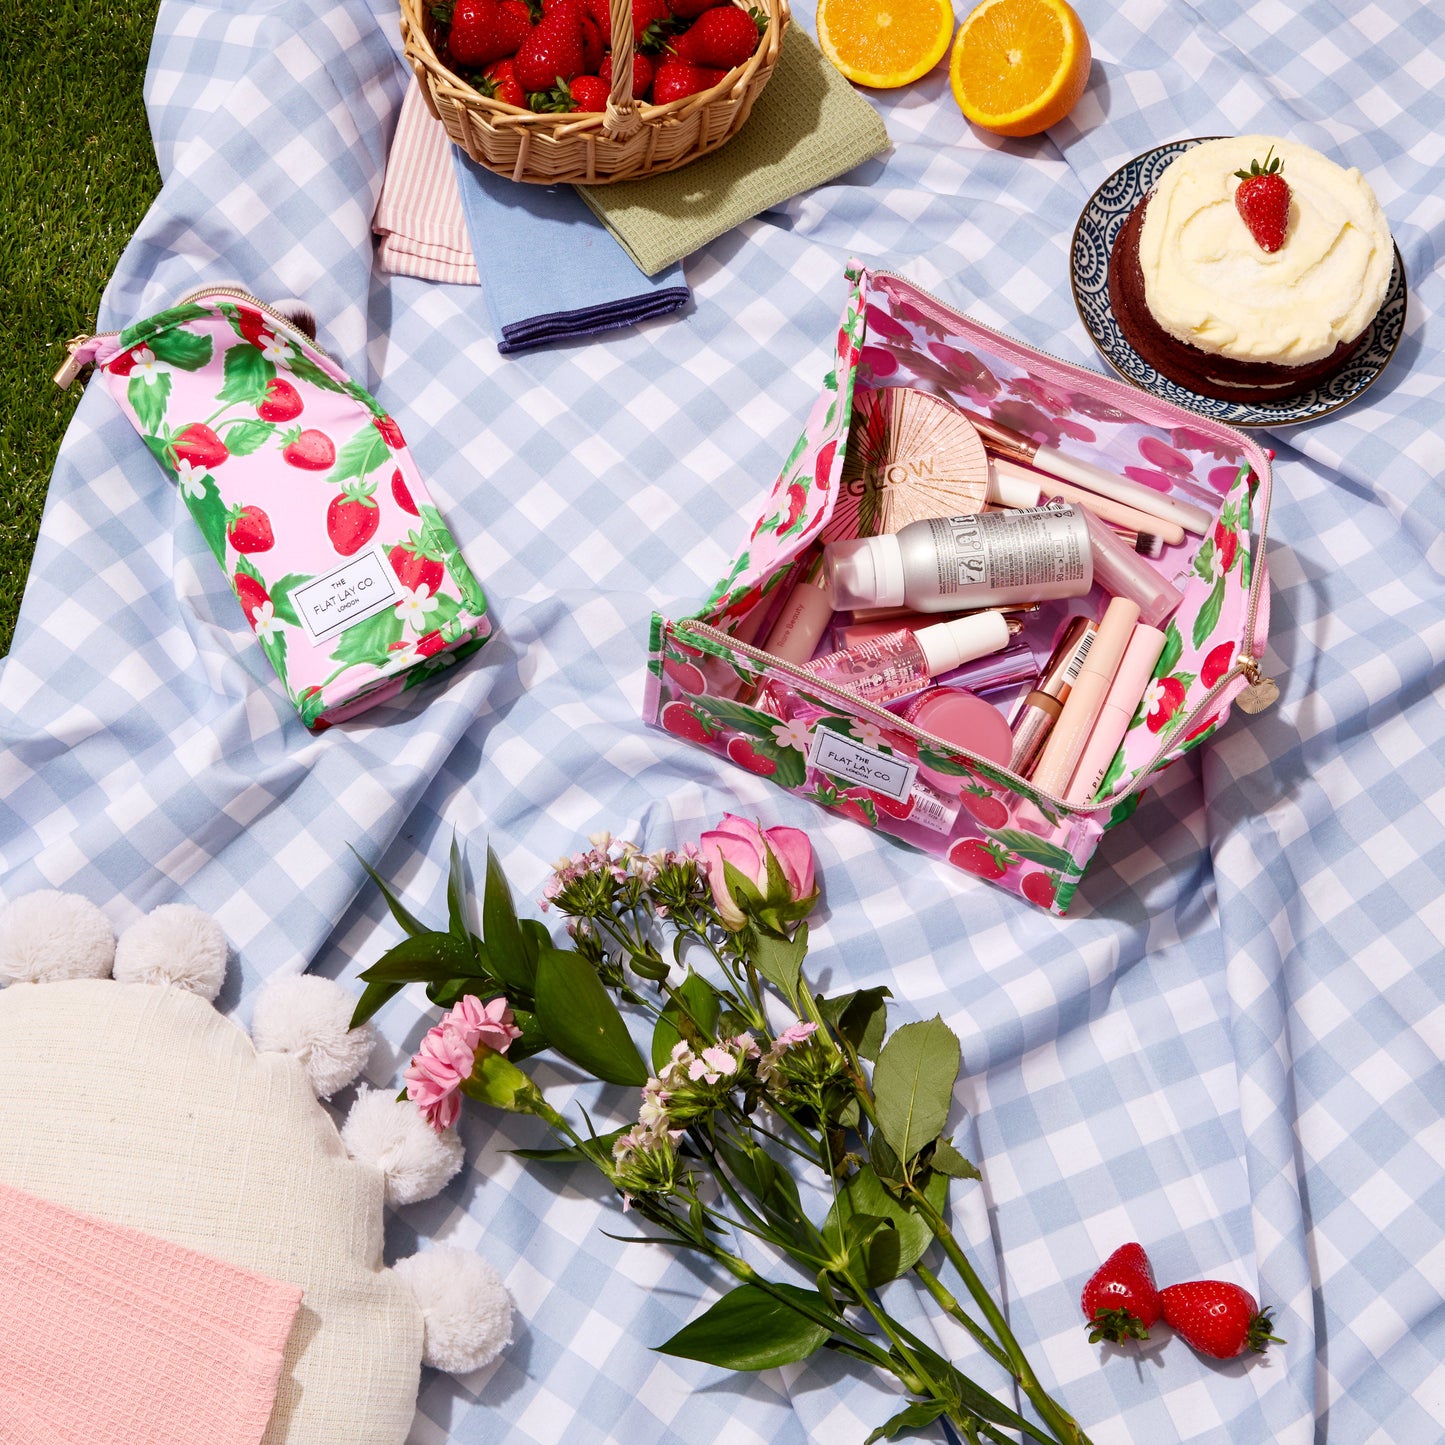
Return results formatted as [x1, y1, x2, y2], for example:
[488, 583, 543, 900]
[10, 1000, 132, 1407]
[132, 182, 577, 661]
[1109, 135, 1394, 402]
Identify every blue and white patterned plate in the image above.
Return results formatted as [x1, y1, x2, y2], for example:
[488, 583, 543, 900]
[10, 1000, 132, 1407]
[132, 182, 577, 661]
[1070, 137, 1408, 429]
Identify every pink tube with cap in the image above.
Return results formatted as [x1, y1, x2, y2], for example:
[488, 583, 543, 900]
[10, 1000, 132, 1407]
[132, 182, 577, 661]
[1070, 502, 1183, 627]
[1064, 624, 1168, 803]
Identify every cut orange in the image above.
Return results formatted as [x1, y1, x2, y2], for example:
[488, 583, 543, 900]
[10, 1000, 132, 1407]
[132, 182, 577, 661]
[949, 0, 1091, 137]
[817, 0, 955, 89]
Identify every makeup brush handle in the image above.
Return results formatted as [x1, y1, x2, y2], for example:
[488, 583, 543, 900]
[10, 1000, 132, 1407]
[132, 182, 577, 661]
[1033, 445, 1214, 536]
[989, 460, 1185, 545]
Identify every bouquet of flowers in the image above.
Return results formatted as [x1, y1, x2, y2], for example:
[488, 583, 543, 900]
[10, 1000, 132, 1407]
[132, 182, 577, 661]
[354, 818, 1092, 1445]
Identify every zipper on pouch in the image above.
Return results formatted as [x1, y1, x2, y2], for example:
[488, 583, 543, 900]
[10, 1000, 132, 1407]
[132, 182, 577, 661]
[54, 284, 333, 390]
[680, 271, 1280, 816]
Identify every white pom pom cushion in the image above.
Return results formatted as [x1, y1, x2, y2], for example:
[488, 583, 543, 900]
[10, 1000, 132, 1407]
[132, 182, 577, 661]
[0, 980, 423, 1445]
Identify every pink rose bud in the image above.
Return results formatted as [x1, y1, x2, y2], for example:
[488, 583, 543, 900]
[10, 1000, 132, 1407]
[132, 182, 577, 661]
[698, 814, 819, 933]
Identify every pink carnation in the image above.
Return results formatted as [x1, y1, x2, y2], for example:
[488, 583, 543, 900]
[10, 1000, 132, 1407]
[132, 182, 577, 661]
[446, 994, 522, 1054]
[404, 1022, 476, 1132]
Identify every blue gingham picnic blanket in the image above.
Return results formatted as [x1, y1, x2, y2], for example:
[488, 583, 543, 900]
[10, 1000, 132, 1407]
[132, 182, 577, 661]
[3, 0, 1444, 1441]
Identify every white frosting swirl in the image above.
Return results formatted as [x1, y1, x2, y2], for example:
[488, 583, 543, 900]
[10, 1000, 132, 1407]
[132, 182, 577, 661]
[1138, 135, 1392, 366]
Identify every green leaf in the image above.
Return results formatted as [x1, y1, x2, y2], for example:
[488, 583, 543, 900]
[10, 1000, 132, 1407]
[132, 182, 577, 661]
[656, 1284, 833, 1371]
[1240, 548, 1252, 592]
[267, 572, 311, 628]
[818, 986, 891, 1062]
[1192, 576, 1227, 651]
[986, 829, 1078, 873]
[534, 947, 647, 1086]
[769, 741, 808, 789]
[286, 351, 349, 395]
[916, 747, 972, 777]
[183, 478, 229, 567]
[1157, 620, 1183, 679]
[872, 1016, 961, 1166]
[748, 922, 808, 1002]
[326, 421, 391, 486]
[930, 1137, 981, 1180]
[823, 1163, 947, 1286]
[216, 344, 275, 404]
[328, 606, 404, 669]
[128, 371, 170, 434]
[651, 968, 721, 1072]
[1192, 536, 1215, 581]
[483, 845, 534, 992]
[692, 694, 783, 740]
[222, 418, 275, 457]
[147, 328, 213, 370]
[864, 1400, 950, 1444]
[258, 627, 288, 691]
[446, 834, 471, 940]
[714, 1135, 810, 1245]
[520, 918, 550, 967]
[359, 931, 488, 982]
[350, 845, 429, 936]
[349, 979, 404, 1029]
[119, 304, 211, 348]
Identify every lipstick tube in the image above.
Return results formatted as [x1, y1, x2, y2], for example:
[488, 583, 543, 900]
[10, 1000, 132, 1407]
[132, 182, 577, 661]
[1008, 616, 1096, 775]
[1070, 502, 1184, 627]
[957, 407, 1213, 537]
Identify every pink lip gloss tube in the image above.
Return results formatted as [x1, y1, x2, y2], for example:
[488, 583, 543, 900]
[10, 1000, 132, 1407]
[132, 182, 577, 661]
[1069, 501, 1183, 628]
[798, 611, 1011, 706]
[1065, 623, 1168, 803]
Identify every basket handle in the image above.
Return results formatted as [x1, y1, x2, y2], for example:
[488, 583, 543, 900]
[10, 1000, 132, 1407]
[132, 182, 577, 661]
[603, 0, 643, 138]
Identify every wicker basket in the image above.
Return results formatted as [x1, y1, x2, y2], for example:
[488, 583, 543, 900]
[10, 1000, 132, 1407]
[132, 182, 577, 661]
[401, 0, 789, 185]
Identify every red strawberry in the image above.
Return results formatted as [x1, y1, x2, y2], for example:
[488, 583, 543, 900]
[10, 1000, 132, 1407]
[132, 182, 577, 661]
[1080, 1244, 1162, 1345]
[373, 414, 406, 449]
[513, 13, 584, 92]
[389, 533, 447, 594]
[599, 51, 653, 97]
[449, 0, 531, 67]
[1201, 642, 1234, 688]
[226, 504, 275, 555]
[481, 57, 527, 106]
[666, 0, 725, 19]
[391, 468, 419, 516]
[1146, 675, 1186, 733]
[670, 4, 760, 67]
[233, 572, 271, 628]
[1020, 871, 1057, 909]
[1160, 1280, 1284, 1360]
[578, 12, 604, 69]
[326, 481, 381, 557]
[947, 837, 1010, 880]
[629, 0, 673, 45]
[860, 788, 914, 821]
[173, 424, 229, 470]
[1213, 520, 1238, 574]
[960, 785, 1009, 829]
[663, 656, 707, 694]
[650, 58, 725, 103]
[661, 700, 717, 743]
[234, 306, 271, 348]
[257, 377, 304, 422]
[108, 347, 146, 377]
[726, 736, 777, 775]
[281, 428, 336, 470]
[1233, 148, 1290, 253]
[540, 74, 609, 110]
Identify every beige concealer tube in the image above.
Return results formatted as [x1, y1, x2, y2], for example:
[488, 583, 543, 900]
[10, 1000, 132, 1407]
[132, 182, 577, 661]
[1029, 597, 1141, 798]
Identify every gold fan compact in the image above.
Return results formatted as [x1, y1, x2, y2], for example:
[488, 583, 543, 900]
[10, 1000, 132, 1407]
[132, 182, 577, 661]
[830, 387, 990, 538]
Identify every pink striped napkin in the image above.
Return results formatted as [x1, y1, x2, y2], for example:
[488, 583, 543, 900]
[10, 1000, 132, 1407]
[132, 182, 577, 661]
[0, 1181, 302, 1445]
[374, 84, 480, 286]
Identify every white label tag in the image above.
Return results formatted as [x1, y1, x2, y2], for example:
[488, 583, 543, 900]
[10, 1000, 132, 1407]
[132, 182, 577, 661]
[807, 725, 918, 801]
[291, 546, 401, 644]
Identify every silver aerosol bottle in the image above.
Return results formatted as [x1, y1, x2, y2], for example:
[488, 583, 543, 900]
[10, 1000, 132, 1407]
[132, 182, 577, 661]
[825, 505, 1093, 613]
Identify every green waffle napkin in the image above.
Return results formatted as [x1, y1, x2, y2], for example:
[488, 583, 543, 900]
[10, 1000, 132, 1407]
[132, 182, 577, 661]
[576, 25, 890, 276]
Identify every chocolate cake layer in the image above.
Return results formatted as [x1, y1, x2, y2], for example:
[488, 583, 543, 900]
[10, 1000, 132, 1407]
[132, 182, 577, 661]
[1108, 198, 1365, 404]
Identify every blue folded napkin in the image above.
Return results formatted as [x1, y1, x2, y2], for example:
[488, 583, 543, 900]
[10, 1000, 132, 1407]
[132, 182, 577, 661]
[452, 150, 690, 354]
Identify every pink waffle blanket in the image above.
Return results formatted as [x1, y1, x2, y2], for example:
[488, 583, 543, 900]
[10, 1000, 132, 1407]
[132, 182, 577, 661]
[0, 1181, 302, 1445]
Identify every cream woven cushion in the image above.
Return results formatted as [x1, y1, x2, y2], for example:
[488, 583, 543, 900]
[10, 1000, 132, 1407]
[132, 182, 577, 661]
[0, 979, 422, 1445]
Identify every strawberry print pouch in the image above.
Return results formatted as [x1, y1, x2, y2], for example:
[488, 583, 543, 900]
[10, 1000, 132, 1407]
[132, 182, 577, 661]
[57, 287, 491, 730]
[643, 264, 1276, 914]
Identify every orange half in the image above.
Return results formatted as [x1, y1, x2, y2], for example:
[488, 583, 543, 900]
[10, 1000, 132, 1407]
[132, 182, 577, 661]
[949, 0, 1091, 137]
[817, 0, 955, 89]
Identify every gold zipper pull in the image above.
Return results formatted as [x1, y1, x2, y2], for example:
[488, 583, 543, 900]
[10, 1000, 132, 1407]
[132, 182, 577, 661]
[1236, 656, 1279, 714]
[54, 335, 95, 390]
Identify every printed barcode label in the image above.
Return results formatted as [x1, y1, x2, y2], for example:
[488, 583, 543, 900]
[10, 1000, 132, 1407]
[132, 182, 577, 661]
[1066, 628, 1095, 679]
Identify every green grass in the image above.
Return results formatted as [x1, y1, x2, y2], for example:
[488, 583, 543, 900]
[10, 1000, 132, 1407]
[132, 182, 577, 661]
[1, 0, 162, 656]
